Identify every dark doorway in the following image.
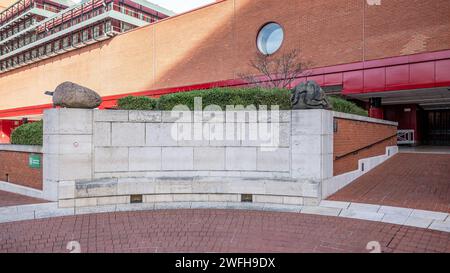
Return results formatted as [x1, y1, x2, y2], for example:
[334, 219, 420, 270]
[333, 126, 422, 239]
[423, 110, 450, 145]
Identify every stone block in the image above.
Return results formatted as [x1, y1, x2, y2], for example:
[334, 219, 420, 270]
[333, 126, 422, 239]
[410, 209, 448, 221]
[75, 205, 117, 215]
[59, 153, 92, 180]
[429, 220, 450, 233]
[129, 111, 162, 122]
[291, 153, 322, 180]
[156, 177, 193, 193]
[75, 197, 98, 207]
[94, 147, 128, 172]
[59, 181, 75, 199]
[264, 181, 304, 197]
[44, 135, 92, 155]
[129, 147, 162, 171]
[117, 178, 156, 195]
[93, 122, 111, 146]
[257, 148, 290, 172]
[339, 209, 384, 221]
[303, 197, 320, 206]
[146, 123, 178, 146]
[404, 216, 433, 228]
[263, 204, 301, 213]
[291, 135, 321, 154]
[35, 208, 75, 219]
[44, 109, 93, 135]
[161, 111, 193, 123]
[161, 147, 193, 170]
[291, 110, 323, 135]
[254, 195, 283, 204]
[381, 213, 409, 225]
[225, 147, 256, 171]
[144, 194, 173, 203]
[379, 206, 413, 217]
[193, 147, 225, 170]
[58, 199, 75, 208]
[208, 194, 239, 202]
[112, 122, 145, 146]
[282, 196, 304, 205]
[94, 110, 128, 122]
[177, 122, 210, 147]
[172, 194, 209, 202]
[97, 196, 130, 206]
[76, 178, 117, 198]
[301, 206, 341, 216]
[348, 203, 381, 213]
[319, 200, 350, 209]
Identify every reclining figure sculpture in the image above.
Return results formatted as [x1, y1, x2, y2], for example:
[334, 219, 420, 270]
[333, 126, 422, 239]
[291, 80, 331, 110]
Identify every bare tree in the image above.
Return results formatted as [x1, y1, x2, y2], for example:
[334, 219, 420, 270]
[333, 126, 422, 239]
[239, 49, 311, 89]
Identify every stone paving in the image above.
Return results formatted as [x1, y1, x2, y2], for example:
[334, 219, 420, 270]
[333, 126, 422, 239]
[0, 209, 449, 253]
[0, 190, 48, 207]
[328, 153, 450, 213]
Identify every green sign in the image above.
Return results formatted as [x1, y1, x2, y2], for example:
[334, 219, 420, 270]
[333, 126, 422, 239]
[29, 154, 41, 169]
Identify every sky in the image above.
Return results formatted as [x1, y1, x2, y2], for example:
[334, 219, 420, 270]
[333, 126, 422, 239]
[71, 0, 215, 14]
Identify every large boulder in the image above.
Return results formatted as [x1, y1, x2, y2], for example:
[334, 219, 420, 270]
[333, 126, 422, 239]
[47, 82, 102, 109]
[291, 80, 330, 110]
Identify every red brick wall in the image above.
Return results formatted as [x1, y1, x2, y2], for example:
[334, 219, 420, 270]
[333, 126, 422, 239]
[0, 151, 43, 190]
[1, 0, 450, 110]
[333, 118, 397, 176]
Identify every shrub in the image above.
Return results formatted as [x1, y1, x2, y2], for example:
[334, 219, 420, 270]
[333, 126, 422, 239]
[156, 87, 291, 110]
[117, 95, 157, 110]
[10, 120, 43, 145]
[117, 87, 367, 116]
[328, 96, 368, 117]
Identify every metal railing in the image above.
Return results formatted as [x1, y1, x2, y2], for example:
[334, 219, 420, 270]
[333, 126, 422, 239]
[397, 129, 415, 145]
[335, 134, 398, 160]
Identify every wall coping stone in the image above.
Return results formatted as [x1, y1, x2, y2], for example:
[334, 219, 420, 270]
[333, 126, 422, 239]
[332, 111, 398, 126]
[0, 144, 42, 153]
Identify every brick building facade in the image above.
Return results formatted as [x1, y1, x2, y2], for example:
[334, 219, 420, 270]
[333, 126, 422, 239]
[0, 0, 449, 145]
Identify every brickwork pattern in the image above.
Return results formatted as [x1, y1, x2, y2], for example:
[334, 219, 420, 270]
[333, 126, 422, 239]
[1, 0, 449, 110]
[0, 151, 43, 190]
[0, 209, 448, 253]
[0, 190, 47, 207]
[333, 118, 397, 175]
[329, 153, 450, 213]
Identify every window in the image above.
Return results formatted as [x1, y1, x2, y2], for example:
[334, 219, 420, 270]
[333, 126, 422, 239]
[256, 22, 284, 55]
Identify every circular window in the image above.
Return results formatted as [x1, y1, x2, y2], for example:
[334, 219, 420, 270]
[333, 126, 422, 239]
[257, 22, 284, 55]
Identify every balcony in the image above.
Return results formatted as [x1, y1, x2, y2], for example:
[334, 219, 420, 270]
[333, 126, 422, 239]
[0, 1, 165, 73]
[0, 0, 60, 31]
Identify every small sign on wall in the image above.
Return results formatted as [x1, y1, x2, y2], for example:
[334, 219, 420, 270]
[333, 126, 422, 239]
[29, 154, 41, 169]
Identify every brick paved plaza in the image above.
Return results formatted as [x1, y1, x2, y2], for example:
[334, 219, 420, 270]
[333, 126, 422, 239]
[329, 153, 450, 213]
[0, 209, 449, 253]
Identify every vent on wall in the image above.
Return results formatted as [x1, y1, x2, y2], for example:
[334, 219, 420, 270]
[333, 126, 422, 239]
[130, 194, 143, 203]
[241, 194, 253, 203]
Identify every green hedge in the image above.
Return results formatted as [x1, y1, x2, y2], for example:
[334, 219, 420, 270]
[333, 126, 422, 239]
[10, 120, 43, 145]
[117, 87, 367, 116]
[156, 88, 291, 110]
[117, 95, 158, 110]
[328, 96, 368, 117]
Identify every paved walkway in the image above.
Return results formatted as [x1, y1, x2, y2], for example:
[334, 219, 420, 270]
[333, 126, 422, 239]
[328, 153, 450, 213]
[0, 190, 48, 207]
[399, 145, 450, 154]
[0, 209, 449, 253]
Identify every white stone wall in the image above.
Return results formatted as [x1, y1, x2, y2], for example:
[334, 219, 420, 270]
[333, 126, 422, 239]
[91, 109, 294, 177]
[42, 109, 335, 208]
